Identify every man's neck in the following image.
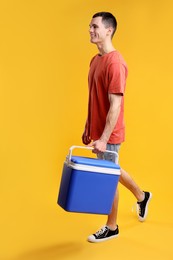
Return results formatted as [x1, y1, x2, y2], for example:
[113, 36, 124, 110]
[97, 41, 115, 56]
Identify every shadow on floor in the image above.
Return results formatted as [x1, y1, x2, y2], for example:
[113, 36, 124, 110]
[15, 241, 84, 260]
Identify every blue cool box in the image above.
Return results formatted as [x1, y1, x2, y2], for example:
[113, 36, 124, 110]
[57, 155, 120, 214]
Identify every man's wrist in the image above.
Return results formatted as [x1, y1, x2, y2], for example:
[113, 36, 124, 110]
[99, 136, 108, 143]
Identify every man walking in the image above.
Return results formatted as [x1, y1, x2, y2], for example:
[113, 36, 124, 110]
[82, 12, 152, 243]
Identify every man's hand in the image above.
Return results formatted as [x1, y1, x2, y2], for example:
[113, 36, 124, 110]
[88, 139, 107, 154]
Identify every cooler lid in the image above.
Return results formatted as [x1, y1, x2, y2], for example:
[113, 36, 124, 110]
[70, 156, 120, 169]
[71, 156, 120, 170]
[66, 156, 120, 175]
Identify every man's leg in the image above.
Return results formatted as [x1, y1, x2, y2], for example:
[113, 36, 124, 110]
[105, 168, 144, 230]
[119, 168, 144, 201]
[87, 189, 119, 243]
[106, 188, 119, 230]
[119, 168, 152, 221]
[104, 147, 152, 230]
[87, 144, 120, 242]
[87, 144, 152, 242]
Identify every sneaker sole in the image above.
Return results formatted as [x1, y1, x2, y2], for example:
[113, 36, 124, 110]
[87, 233, 119, 243]
[138, 192, 152, 222]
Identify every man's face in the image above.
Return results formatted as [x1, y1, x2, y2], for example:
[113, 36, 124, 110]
[89, 16, 110, 44]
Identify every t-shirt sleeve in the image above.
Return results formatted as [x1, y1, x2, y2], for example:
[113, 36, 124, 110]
[107, 62, 127, 95]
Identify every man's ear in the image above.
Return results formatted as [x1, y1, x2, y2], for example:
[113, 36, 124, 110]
[107, 27, 113, 37]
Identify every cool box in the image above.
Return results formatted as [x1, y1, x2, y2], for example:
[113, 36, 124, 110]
[57, 146, 120, 214]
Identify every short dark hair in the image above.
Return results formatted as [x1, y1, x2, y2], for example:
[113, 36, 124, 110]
[92, 12, 117, 38]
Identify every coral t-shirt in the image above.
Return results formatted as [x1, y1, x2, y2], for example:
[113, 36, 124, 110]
[87, 50, 128, 144]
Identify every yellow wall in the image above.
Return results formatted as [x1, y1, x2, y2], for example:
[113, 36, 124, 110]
[0, 1, 173, 259]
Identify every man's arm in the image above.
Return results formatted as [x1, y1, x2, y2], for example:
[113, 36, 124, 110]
[91, 93, 122, 153]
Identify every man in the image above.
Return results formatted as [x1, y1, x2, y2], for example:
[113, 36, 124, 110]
[82, 12, 152, 243]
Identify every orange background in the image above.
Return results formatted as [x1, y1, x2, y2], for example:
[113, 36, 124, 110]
[0, 1, 173, 259]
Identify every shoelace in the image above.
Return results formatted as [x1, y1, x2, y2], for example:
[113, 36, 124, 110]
[132, 203, 141, 215]
[95, 226, 108, 236]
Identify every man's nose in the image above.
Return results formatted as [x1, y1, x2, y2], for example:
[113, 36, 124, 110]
[89, 26, 93, 33]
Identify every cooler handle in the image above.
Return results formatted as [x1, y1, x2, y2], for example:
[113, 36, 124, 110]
[68, 145, 119, 164]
